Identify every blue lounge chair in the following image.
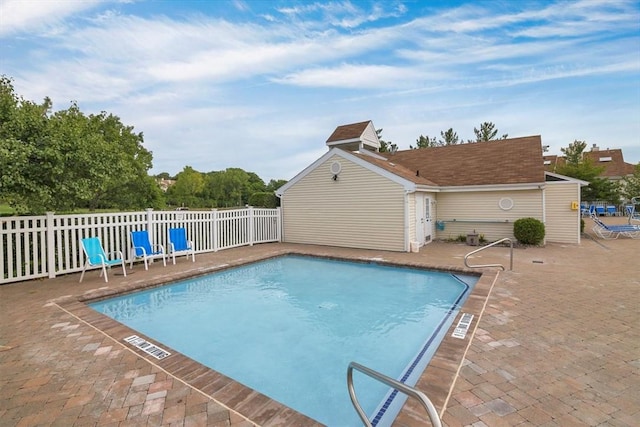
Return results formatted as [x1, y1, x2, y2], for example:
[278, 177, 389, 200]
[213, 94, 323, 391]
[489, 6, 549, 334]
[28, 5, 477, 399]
[580, 204, 590, 217]
[130, 230, 166, 270]
[628, 198, 640, 224]
[590, 214, 640, 239]
[595, 205, 605, 216]
[606, 206, 617, 216]
[168, 227, 195, 264]
[80, 237, 127, 283]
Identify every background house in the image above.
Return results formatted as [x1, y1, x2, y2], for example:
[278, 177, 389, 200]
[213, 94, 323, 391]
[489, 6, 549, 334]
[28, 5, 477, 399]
[544, 144, 636, 185]
[156, 178, 176, 192]
[277, 121, 586, 252]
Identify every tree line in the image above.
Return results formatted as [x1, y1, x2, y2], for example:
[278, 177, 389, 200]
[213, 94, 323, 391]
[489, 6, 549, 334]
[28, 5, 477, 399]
[0, 76, 285, 214]
[377, 121, 509, 152]
[2, 75, 637, 214]
[161, 167, 286, 209]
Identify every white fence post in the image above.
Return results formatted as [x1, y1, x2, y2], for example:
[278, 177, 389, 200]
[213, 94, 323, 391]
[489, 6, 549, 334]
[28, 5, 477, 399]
[212, 209, 218, 252]
[277, 207, 282, 242]
[248, 206, 254, 246]
[146, 208, 154, 232]
[146, 208, 154, 248]
[46, 212, 56, 279]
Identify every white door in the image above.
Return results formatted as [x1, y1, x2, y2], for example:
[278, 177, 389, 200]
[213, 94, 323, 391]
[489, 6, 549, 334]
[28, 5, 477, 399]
[423, 196, 432, 243]
[415, 194, 433, 245]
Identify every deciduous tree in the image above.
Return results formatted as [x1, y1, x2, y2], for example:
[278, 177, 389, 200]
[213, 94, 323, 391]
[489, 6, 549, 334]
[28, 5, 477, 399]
[266, 179, 288, 192]
[561, 140, 587, 164]
[1, 76, 159, 213]
[621, 163, 640, 201]
[555, 140, 620, 203]
[167, 166, 205, 208]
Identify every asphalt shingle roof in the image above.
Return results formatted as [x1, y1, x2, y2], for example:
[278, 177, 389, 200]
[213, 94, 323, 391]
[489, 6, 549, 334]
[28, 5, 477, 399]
[350, 152, 438, 186]
[325, 121, 545, 187]
[384, 136, 545, 186]
[326, 121, 371, 143]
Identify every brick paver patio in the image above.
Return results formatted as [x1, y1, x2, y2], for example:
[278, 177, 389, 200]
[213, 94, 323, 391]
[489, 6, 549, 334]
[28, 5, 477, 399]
[1, 220, 638, 426]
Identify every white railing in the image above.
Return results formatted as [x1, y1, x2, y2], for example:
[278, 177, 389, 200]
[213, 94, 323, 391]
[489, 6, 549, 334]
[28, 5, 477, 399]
[1, 207, 281, 284]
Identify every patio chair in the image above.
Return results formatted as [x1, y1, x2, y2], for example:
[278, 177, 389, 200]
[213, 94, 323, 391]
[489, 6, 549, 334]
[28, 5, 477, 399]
[168, 227, 195, 264]
[627, 200, 640, 224]
[590, 214, 640, 239]
[606, 206, 617, 216]
[595, 205, 605, 216]
[80, 237, 127, 283]
[130, 230, 166, 270]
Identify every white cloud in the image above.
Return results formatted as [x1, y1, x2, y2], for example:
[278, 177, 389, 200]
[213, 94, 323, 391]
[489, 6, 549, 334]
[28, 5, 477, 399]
[276, 0, 407, 29]
[418, 0, 639, 37]
[273, 63, 429, 88]
[0, 0, 107, 36]
[2, 0, 639, 182]
[232, 0, 250, 13]
[10, 8, 412, 98]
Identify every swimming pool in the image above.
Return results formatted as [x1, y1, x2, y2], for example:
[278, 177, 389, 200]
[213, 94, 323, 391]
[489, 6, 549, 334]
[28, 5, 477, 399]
[90, 255, 477, 425]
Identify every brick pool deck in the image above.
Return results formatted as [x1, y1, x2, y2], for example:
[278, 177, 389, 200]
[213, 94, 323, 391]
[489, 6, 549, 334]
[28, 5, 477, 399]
[1, 221, 638, 426]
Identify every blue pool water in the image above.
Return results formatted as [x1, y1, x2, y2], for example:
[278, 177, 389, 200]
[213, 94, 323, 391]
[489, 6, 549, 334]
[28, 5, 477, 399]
[90, 255, 477, 426]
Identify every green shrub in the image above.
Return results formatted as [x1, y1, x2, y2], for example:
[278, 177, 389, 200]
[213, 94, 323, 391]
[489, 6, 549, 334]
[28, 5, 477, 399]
[513, 217, 545, 245]
[580, 218, 585, 233]
[248, 192, 278, 208]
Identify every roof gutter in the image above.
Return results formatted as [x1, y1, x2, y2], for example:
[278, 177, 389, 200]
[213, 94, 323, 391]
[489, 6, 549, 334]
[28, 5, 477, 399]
[437, 183, 546, 192]
[326, 137, 361, 145]
[414, 185, 441, 192]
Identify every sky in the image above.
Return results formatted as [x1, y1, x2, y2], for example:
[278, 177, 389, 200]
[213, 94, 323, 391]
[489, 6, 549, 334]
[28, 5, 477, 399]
[2, 0, 639, 182]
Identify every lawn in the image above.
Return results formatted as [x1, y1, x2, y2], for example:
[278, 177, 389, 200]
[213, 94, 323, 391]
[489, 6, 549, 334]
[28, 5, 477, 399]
[0, 204, 144, 216]
[0, 203, 15, 216]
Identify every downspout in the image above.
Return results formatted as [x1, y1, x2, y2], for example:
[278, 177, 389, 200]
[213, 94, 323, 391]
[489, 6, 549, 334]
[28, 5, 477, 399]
[541, 185, 546, 245]
[576, 183, 581, 245]
[275, 191, 284, 242]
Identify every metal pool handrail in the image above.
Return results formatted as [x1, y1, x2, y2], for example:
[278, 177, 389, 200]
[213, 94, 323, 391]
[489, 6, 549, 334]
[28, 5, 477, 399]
[347, 361, 442, 427]
[464, 237, 513, 271]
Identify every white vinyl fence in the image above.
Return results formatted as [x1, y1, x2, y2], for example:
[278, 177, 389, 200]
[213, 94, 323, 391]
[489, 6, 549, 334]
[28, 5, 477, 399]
[1, 207, 281, 284]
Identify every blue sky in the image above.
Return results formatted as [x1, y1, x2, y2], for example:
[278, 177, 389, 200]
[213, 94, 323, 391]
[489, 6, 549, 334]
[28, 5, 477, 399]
[2, 0, 639, 182]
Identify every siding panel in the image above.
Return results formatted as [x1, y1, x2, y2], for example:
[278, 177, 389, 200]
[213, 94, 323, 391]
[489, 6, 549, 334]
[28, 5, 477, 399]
[408, 193, 416, 249]
[545, 182, 581, 244]
[435, 190, 543, 241]
[281, 155, 406, 251]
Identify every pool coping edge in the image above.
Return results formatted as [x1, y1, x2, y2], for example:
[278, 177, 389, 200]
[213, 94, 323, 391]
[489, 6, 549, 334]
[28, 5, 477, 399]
[54, 249, 498, 426]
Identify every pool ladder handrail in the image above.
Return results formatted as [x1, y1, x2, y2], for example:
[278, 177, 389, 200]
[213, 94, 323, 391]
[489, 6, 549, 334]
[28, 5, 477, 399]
[347, 361, 442, 427]
[464, 237, 513, 271]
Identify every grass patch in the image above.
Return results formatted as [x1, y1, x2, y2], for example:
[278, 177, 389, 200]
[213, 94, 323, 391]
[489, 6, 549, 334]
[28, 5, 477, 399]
[0, 203, 15, 216]
[0, 204, 127, 217]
